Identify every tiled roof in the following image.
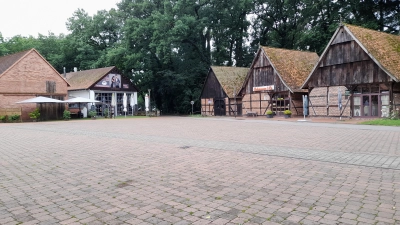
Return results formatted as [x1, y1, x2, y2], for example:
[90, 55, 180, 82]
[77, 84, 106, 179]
[211, 66, 249, 98]
[66, 66, 115, 90]
[0, 49, 31, 76]
[345, 24, 400, 81]
[262, 46, 319, 92]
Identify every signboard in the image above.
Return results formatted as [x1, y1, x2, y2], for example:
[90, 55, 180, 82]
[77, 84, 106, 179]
[95, 74, 122, 88]
[145, 94, 149, 111]
[253, 85, 274, 92]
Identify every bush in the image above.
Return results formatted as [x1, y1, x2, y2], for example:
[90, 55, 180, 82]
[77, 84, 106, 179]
[103, 108, 109, 118]
[266, 110, 273, 115]
[283, 110, 292, 115]
[63, 110, 71, 120]
[89, 110, 97, 118]
[9, 114, 20, 121]
[29, 108, 40, 119]
[0, 115, 6, 122]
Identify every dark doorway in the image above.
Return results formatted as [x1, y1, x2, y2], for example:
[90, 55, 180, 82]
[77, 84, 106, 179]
[214, 99, 225, 116]
[236, 104, 242, 116]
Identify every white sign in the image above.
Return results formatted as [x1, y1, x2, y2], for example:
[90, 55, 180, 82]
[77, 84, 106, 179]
[145, 94, 149, 111]
[190, 101, 194, 105]
[253, 85, 274, 92]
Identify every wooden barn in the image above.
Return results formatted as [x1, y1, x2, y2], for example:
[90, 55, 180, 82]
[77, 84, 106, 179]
[0, 49, 69, 121]
[201, 66, 249, 116]
[302, 24, 400, 118]
[239, 46, 319, 116]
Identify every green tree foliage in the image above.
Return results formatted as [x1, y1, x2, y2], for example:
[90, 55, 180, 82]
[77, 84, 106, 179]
[0, 0, 399, 113]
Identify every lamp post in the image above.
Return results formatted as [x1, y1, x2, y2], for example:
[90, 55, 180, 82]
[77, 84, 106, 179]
[148, 89, 151, 114]
[234, 87, 237, 118]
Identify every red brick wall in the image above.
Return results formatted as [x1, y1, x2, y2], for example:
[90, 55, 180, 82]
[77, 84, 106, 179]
[0, 50, 68, 121]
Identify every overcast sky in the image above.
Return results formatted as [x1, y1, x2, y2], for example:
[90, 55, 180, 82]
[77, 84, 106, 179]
[0, 0, 120, 39]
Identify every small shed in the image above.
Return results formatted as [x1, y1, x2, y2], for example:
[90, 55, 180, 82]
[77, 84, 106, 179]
[65, 66, 139, 117]
[239, 46, 319, 116]
[0, 49, 69, 121]
[302, 24, 400, 118]
[201, 66, 249, 116]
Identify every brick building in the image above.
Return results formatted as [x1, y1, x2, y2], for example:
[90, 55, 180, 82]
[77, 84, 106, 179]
[302, 24, 400, 118]
[0, 49, 69, 121]
[201, 66, 248, 116]
[239, 46, 319, 116]
[65, 66, 139, 117]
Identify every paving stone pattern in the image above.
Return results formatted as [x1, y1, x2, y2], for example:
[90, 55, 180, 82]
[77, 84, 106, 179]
[0, 117, 400, 225]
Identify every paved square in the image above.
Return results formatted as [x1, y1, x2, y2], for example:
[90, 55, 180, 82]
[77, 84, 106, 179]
[1, 117, 399, 224]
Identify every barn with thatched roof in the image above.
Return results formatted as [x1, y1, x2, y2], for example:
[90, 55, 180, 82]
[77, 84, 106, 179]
[302, 24, 400, 118]
[239, 46, 319, 116]
[200, 66, 249, 116]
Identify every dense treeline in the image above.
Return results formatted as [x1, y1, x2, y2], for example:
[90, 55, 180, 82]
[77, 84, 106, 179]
[0, 0, 399, 114]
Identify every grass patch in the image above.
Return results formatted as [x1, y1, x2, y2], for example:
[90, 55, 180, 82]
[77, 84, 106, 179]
[359, 119, 400, 126]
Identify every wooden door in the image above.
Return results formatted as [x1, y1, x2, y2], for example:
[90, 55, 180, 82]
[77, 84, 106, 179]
[214, 99, 225, 116]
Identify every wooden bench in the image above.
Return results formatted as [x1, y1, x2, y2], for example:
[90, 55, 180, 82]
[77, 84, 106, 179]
[246, 111, 258, 117]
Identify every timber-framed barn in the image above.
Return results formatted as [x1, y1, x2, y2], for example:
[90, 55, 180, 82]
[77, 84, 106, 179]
[302, 24, 400, 118]
[201, 66, 248, 116]
[239, 46, 319, 116]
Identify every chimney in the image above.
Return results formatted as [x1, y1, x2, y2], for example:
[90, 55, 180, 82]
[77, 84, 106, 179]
[74, 67, 77, 72]
[63, 67, 66, 78]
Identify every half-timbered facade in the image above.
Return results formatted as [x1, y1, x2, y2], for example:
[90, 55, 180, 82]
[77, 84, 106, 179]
[239, 46, 319, 116]
[201, 66, 248, 116]
[302, 24, 400, 118]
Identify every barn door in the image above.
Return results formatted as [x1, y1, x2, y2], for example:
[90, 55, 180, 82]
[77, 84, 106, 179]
[214, 99, 225, 116]
[236, 104, 242, 116]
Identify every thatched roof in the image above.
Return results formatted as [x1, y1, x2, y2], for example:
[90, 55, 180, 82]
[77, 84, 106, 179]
[262, 46, 319, 92]
[211, 66, 249, 98]
[66, 66, 115, 90]
[345, 24, 400, 81]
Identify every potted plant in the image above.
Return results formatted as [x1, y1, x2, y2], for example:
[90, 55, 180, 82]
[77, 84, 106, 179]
[63, 110, 71, 120]
[266, 110, 274, 118]
[283, 109, 292, 118]
[29, 108, 40, 122]
[89, 110, 97, 119]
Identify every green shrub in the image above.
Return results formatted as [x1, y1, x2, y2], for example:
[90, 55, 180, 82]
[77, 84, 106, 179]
[89, 110, 97, 118]
[0, 115, 6, 122]
[103, 108, 109, 118]
[266, 110, 273, 115]
[63, 110, 71, 120]
[10, 114, 20, 121]
[29, 108, 40, 119]
[283, 110, 292, 115]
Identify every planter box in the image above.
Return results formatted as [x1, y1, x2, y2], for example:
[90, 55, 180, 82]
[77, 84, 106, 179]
[266, 114, 273, 118]
[284, 114, 291, 118]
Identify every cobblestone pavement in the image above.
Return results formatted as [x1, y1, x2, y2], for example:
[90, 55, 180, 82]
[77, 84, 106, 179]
[1, 116, 400, 225]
